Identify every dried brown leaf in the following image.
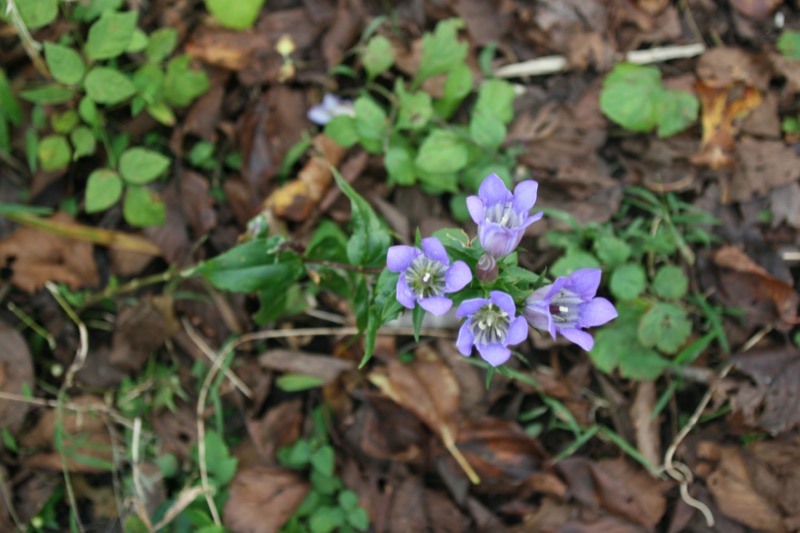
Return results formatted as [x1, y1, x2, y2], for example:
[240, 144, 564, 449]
[223, 466, 310, 533]
[0, 319, 34, 437]
[730, 0, 783, 19]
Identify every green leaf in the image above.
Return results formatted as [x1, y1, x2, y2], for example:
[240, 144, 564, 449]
[51, 110, 79, 134]
[277, 439, 312, 469]
[652, 265, 688, 300]
[309, 507, 346, 533]
[133, 63, 165, 104]
[85, 11, 138, 61]
[385, 145, 415, 186]
[396, 87, 433, 131]
[324, 115, 359, 148]
[204, 0, 265, 30]
[20, 85, 76, 105]
[44, 42, 86, 85]
[126, 29, 148, 53]
[362, 35, 394, 79]
[353, 96, 387, 154]
[119, 147, 170, 184]
[0, 69, 22, 125]
[414, 129, 468, 174]
[332, 169, 391, 267]
[146, 102, 176, 126]
[70, 126, 97, 160]
[85, 67, 136, 105]
[470, 110, 506, 150]
[412, 304, 425, 342]
[416, 168, 458, 194]
[306, 219, 349, 263]
[474, 79, 515, 125]
[16, 0, 58, 29]
[550, 249, 601, 278]
[72, 0, 123, 22]
[609, 263, 646, 301]
[37, 135, 71, 171]
[593, 235, 631, 267]
[653, 89, 698, 138]
[276, 374, 325, 392]
[123, 186, 166, 227]
[78, 96, 100, 126]
[346, 507, 369, 531]
[310, 445, 335, 477]
[199, 430, 238, 486]
[85, 169, 123, 212]
[436, 63, 473, 118]
[362, 269, 403, 366]
[600, 63, 661, 132]
[415, 18, 467, 85]
[164, 55, 209, 107]
[638, 302, 692, 355]
[146, 27, 178, 63]
[778, 30, 800, 60]
[197, 237, 305, 292]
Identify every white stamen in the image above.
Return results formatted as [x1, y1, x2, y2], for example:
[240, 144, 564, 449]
[422, 272, 431, 283]
[558, 305, 569, 314]
[500, 212, 510, 225]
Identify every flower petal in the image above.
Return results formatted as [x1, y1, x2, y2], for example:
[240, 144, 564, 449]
[477, 173, 511, 206]
[505, 316, 528, 346]
[479, 224, 517, 258]
[456, 322, 475, 356]
[466, 196, 485, 225]
[386, 245, 420, 272]
[578, 297, 618, 328]
[560, 327, 595, 351]
[568, 269, 602, 300]
[421, 237, 449, 265]
[396, 275, 416, 309]
[523, 303, 551, 333]
[512, 180, 538, 212]
[445, 261, 472, 293]
[520, 211, 543, 230]
[307, 106, 332, 125]
[476, 343, 512, 367]
[322, 93, 340, 110]
[489, 291, 516, 316]
[419, 295, 452, 316]
[457, 298, 489, 318]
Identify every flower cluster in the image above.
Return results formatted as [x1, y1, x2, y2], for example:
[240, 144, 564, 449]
[387, 174, 618, 367]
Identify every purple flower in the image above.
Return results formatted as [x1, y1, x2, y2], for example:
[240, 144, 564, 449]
[523, 268, 618, 351]
[307, 94, 355, 125]
[456, 290, 528, 366]
[466, 174, 543, 259]
[387, 237, 472, 316]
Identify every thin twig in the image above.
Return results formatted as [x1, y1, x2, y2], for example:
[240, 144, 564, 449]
[131, 417, 155, 532]
[181, 318, 253, 399]
[3, 0, 49, 77]
[493, 42, 706, 78]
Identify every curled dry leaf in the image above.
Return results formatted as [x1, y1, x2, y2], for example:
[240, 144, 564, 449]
[258, 349, 355, 385]
[245, 399, 303, 463]
[729, 346, 800, 434]
[556, 457, 670, 530]
[712, 245, 799, 326]
[186, 26, 270, 70]
[729, 0, 784, 19]
[368, 346, 480, 483]
[263, 134, 347, 222]
[0, 212, 100, 293]
[690, 82, 762, 169]
[0, 319, 34, 437]
[223, 466, 310, 533]
[695, 441, 785, 532]
[728, 138, 800, 202]
[321, 0, 365, 69]
[110, 295, 178, 373]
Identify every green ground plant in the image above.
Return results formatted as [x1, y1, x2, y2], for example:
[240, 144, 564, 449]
[544, 187, 728, 379]
[323, 18, 522, 218]
[0, 0, 209, 227]
[278, 408, 369, 533]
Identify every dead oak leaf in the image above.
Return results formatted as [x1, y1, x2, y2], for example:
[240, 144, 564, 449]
[730, 347, 800, 434]
[728, 138, 800, 202]
[223, 466, 309, 533]
[0, 212, 99, 293]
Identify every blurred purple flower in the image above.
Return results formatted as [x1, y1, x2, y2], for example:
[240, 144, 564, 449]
[466, 173, 543, 259]
[387, 237, 472, 316]
[456, 290, 528, 366]
[524, 268, 618, 351]
[307, 94, 355, 125]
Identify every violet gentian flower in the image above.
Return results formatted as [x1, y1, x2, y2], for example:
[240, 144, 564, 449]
[523, 268, 618, 351]
[456, 290, 528, 366]
[466, 174, 543, 259]
[387, 237, 472, 315]
[307, 94, 355, 125]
